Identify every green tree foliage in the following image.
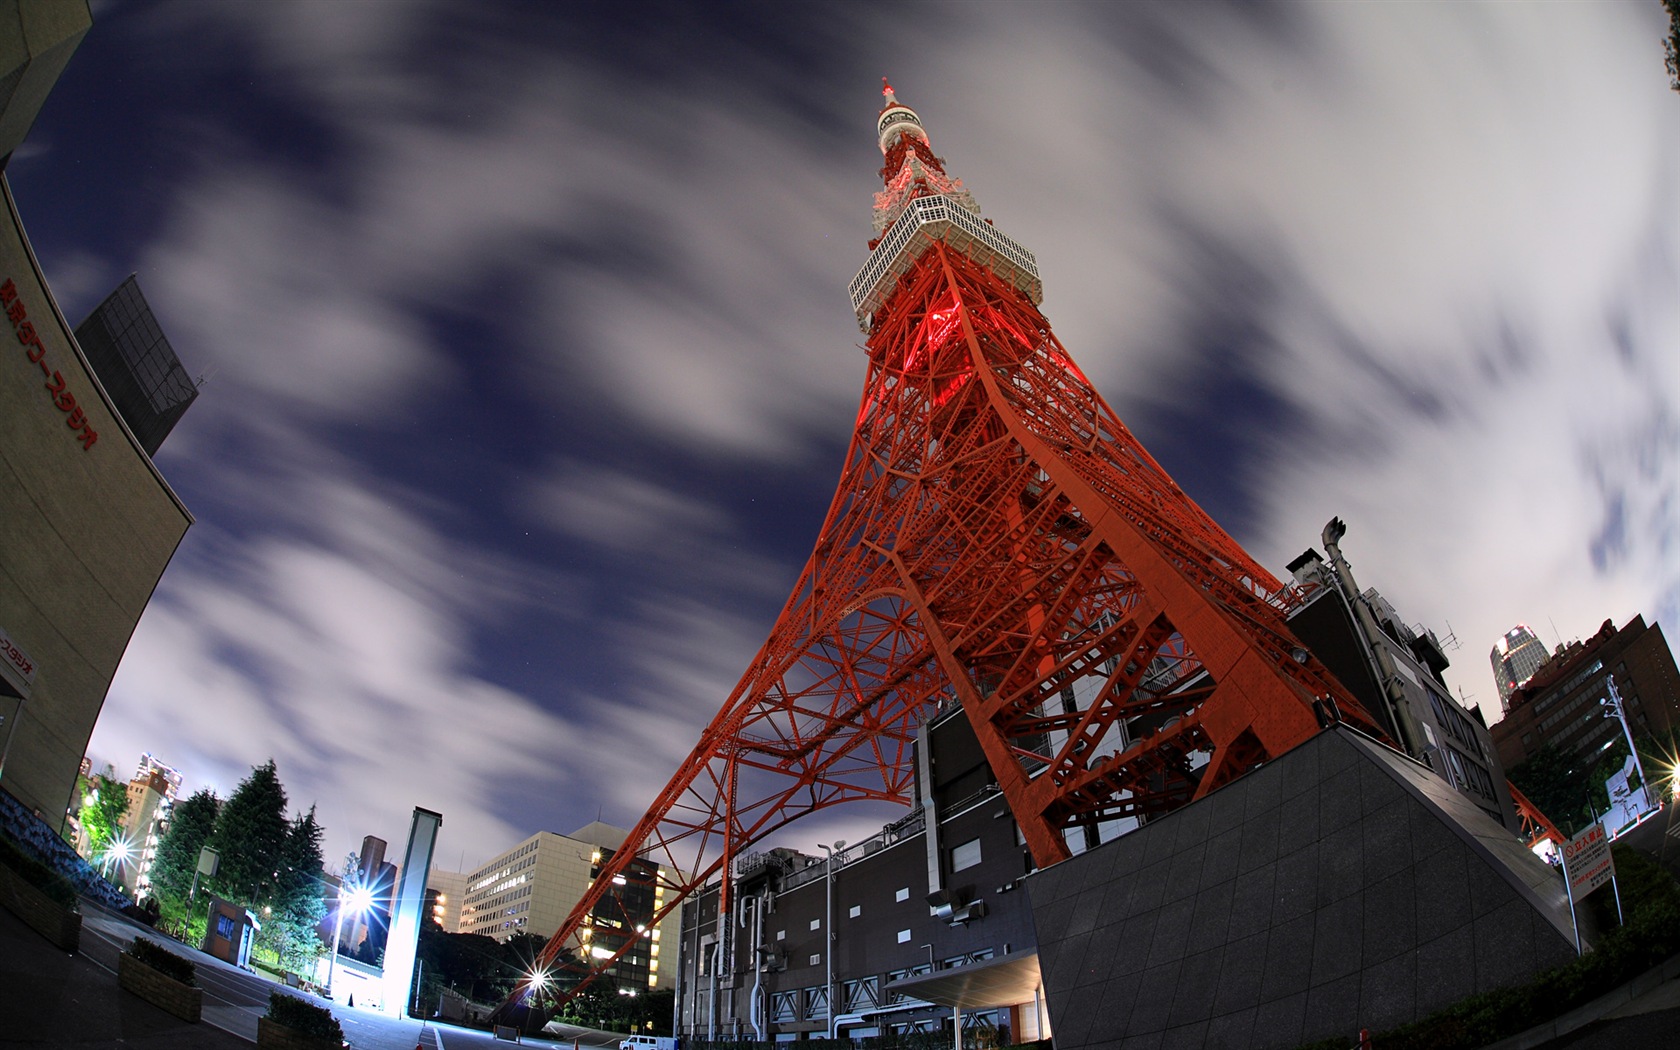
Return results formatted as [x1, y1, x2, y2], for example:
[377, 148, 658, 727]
[77, 764, 131, 861]
[263, 806, 329, 973]
[148, 788, 221, 914]
[206, 760, 290, 907]
[1507, 743, 1589, 835]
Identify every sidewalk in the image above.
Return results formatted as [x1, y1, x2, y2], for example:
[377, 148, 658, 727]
[0, 895, 251, 1048]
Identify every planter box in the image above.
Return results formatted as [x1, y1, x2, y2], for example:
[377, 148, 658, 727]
[118, 951, 203, 1022]
[0, 858, 80, 952]
[258, 1015, 345, 1050]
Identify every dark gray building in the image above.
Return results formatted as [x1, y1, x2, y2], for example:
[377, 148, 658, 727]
[73, 274, 197, 457]
[676, 708, 1048, 1044]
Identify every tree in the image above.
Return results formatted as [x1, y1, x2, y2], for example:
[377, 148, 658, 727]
[148, 788, 221, 914]
[77, 764, 130, 862]
[264, 806, 328, 973]
[205, 760, 290, 907]
[1666, 0, 1680, 93]
[1507, 743, 1589, 835]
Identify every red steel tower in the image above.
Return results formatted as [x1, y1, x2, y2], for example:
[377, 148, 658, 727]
[513, 83, 1382, 1010]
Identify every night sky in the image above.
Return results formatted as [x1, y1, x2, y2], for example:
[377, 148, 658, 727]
[17, 2, 1679, 871]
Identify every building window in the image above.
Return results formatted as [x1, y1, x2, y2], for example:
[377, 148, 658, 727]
[849, 904, 861, 918]
[810, 918, 821, 931]
[897, 929, 911, 943]
[952, 837, 982, 872]
[895, 887, 910, 903]
[810, 953, 822, 967]
[776, 929, 785, 941]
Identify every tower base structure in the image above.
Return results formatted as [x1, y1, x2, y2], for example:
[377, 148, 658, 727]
[1026, 728, 1578, 1048]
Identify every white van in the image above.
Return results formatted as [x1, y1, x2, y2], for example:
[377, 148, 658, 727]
[619, 1038, 676, 1050]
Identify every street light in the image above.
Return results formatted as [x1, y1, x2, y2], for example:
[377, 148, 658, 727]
[102, 834, 133, 881]
[327, 881, 377, 1001]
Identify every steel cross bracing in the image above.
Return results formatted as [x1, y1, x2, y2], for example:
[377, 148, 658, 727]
[505, 91, 1387, 1016]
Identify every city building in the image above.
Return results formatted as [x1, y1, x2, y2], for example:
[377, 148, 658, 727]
[675, 709, 1048, 1043]
[71, 274, 197, 457]
[426, 867, 467, 933]
[1492, 624, 1551, 710]
[1283, 522, 1516, 829]
[1490, 615, 1680, 772]
[459, 822, 679, 993]
[118, 752, 182, 898]
[347, 835, 398, 961]
[0, 2, 194, 833]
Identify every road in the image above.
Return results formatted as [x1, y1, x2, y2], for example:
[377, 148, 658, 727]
[77, 902, 626, 1050]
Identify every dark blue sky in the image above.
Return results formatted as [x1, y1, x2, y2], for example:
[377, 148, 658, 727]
[20, 1, 1678, 868]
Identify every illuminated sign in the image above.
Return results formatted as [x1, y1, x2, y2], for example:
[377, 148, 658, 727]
[2, 278, 97, 450]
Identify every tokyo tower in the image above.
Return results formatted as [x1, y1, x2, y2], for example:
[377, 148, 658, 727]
[510, 82, 1384, 1011]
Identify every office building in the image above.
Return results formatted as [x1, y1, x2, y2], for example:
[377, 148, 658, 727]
[675, 708, 1048, 1043]
[1490, 615, 1680, 771]
[460, 822, 679, 993]
[1492, 624, 1551, 710]
[72, 274, 197, 457]
[427, 867, 467, 933]
[119, 752, 182, 898]
[1284, 524, 1515, 829]
[0, 2, 193, 833]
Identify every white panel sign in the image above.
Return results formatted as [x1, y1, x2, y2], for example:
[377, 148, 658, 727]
[1564, 823, 1614, 897]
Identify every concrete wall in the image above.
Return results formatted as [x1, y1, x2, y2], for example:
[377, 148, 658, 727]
[1026, 727, 1578, 1049]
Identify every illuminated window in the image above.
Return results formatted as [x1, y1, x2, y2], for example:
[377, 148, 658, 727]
[849, 905, 861, 918]
[895, 887, 910, 903]
[896, 929, 911, 944]
[952, 838, 982, 872]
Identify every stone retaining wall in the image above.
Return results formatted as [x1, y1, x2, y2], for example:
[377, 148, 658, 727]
[118, 950, 202, 1022]
[0, 858, 79, 952]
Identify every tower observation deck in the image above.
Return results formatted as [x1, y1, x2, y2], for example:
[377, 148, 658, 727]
[498, 82, 1384, 1019]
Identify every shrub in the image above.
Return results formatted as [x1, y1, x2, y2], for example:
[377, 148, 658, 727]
[127, 936, 196, 985]
[0, 830, 78, 909]
[267, 991, 344, 1042]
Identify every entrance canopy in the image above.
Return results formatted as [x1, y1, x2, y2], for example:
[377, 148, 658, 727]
[886, 952, 1042, 1010]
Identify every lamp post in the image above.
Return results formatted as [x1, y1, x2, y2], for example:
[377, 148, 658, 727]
[327, 881, 375, 1001]
[1601, 678, 1653, 826]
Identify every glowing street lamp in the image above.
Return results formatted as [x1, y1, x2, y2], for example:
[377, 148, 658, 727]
[327, 881, 377, 1002]
[102, 834, 133, 881]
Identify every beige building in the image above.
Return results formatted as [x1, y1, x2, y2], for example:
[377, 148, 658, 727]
[119, 754, 182, 898]
[427, 866, 467, 933]
[0, 1, 194, 831]
[460, 821, 679, 992]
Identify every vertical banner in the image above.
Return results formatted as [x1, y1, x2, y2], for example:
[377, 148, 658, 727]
[380, 807, 442, 1017]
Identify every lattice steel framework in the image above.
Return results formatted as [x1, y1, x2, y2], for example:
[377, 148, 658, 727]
[503, 83, 1384, 1014]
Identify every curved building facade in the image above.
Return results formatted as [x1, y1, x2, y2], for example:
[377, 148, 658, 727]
[0, 0, 193, 831]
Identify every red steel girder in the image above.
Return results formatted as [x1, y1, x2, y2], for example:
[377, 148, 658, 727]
[502, 92, 1394, 1013]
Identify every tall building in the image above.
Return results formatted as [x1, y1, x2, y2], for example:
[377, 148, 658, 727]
[72, 274, 197, 457]
[1284, 525, 1514, 829]
[120, 752, 182, 898]
[0, 2, 193, 833]
[1492, 624, 1550, 711]
[1490, 615, 1680, 771]
[426, 867, 467, 933]
[460, 822, 679, 993]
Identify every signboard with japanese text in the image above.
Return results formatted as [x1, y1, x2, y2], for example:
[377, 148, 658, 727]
[1564, 823, 1614, 897]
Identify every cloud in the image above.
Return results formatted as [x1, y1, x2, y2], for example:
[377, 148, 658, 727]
[80, 0, 1680, 883]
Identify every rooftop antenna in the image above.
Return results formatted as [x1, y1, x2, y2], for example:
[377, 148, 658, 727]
[1548, 617, 1563, 649]
[1438, 620, 1461, 651]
